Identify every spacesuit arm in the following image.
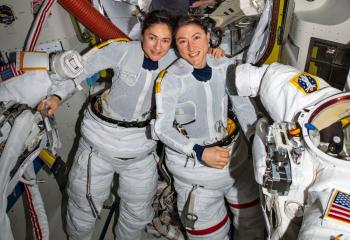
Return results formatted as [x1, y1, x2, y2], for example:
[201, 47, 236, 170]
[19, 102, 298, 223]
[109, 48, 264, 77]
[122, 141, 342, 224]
[48, 78, 77, 101]
[75, 41, 129, 84]
[155, 73, 195, 157]
[234, 63, 269, 97]
[226, 61, 261, 140]
[49, 41, 130, 100]
[0, 71, 53, 107]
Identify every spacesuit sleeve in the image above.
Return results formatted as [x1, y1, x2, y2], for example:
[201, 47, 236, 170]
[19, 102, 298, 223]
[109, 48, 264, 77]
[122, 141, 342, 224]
[229, 95, 257, 140]
[155, 73, 195, 156]
[0, 71, 53, 107]
[48, 78, 77, 102]
[234, 63, 269, 97]
[50, 41, 129, 100]
[226, 61, 260, 140]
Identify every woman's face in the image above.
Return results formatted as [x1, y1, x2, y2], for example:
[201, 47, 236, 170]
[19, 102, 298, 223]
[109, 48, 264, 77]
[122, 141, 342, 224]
[141, 23, 172, 61]
[175, 23, 210, 68]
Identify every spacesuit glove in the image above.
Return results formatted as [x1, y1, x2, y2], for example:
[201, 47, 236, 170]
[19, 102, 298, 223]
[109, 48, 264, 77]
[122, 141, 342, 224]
[202, 146, 230, 169]
[37, 95, 61, 117]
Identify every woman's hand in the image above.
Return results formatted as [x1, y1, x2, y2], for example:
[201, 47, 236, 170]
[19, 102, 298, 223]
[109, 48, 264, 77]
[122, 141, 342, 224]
[201, 146, 230, 169]
[37, 95, 61, 117]
[208, 47, 225, 58]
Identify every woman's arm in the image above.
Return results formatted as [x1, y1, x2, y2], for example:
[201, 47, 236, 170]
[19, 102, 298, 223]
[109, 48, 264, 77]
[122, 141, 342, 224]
[39, 41, 130, 116]
[155, 73, 195, 156]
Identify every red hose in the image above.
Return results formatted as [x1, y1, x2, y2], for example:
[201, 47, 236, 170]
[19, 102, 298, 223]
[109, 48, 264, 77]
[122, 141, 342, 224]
[58, 0, 130, 40]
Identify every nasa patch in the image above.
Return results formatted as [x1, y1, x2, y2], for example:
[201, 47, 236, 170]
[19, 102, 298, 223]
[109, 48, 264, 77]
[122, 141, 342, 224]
[290, 72, 319, 94]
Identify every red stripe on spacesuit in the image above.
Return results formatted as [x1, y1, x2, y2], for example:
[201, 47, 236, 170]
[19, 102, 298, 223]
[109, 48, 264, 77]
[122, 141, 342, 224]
[187, 215, 228, 236]
[29, 0, 55, 51]
[29, 0, 53, 50]
[24, 184, 42, 240]
[228, 198, 260, 209]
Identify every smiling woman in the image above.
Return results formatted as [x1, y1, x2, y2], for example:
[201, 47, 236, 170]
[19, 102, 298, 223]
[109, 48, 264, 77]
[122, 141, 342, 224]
[155, 16, 265, 240]
[142, 23, 173, 61]
[175, 18, 210, 68]
[36, 10, 179, 240]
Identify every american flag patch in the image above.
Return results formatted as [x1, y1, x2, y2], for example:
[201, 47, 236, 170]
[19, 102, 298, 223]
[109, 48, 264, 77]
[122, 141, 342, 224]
[324, 190, 350, 225]
[0, 63, 24, 81]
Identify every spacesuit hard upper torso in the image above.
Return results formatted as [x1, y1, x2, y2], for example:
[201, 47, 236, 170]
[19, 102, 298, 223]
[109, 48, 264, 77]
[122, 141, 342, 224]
[234, 62, 350, 239]
[57, 41, 177, 158]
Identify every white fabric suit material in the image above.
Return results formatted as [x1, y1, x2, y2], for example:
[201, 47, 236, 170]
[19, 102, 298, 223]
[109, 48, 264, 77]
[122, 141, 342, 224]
[0, 68, 76, 108]
[60, 41, 177, 240]
[0, 110, 34, 240]
[235, 62, 347, 239]
[298, 167, 350, 239]
[155, 56, 264, 240]
[235, 62, 340, 122]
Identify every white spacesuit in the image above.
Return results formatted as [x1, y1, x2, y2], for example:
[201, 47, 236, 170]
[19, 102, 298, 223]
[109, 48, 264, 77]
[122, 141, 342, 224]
[0, 56, 68, 240]
[155, 56, 265, 240]
[233, 62, 350, 239]
[51, 40, 177, 240]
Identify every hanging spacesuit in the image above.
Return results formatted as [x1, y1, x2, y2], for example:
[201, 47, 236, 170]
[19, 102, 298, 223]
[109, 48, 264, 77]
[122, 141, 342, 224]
[0, 50, 75, 240]
[231, 62, 350, 239]
[155, 55, 265, 240]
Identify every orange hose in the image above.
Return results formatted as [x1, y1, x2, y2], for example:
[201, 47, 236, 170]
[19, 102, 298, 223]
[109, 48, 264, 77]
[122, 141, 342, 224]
[58, 0, 130, 40]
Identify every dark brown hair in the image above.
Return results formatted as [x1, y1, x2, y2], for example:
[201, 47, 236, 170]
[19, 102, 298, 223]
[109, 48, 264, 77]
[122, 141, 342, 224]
[173, 16, 208, 51]
[174, 16, 208, 38]
[141, 10, 175, 35]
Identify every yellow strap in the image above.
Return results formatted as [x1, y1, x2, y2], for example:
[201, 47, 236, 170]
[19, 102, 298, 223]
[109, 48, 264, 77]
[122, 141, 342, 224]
[341, 116, 350, 128]
[96, 38, 130, 49]
[39, 149, 56, 167]
[155, 69, 167, 94]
